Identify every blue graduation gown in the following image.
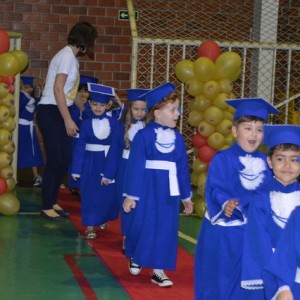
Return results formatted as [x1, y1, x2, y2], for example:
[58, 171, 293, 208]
[17, 91, 44, 168]
[71, 113, 118, 226]
[194, 142, 271, 300]
[262, 206, 300, 300]
[242, 177, 300, 296]
[123, 121, 191, 270]
[104, 120, 145, 236]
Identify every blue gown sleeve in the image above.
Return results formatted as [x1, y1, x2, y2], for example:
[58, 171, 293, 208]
[262, 207, 300, 299]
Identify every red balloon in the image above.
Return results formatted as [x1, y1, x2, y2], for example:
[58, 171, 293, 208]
[198, 145, 216, 163]
[197, 41, 222, 62]
[0, 177, 8, 195]
[192, 133, 207, 148]
[0, 30, 10, 55]
[1, 76, 15, 85]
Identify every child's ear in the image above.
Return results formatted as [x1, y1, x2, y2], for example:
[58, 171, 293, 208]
[267, 156, 273, 169]
[231, 125, 237, 138]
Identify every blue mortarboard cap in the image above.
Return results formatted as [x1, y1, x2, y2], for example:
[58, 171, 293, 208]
[138, 82, 176, 110]
[126, 88, 151, 102]
[297, 156, 300, 162]
[80, 75, 98, 85]
[21, 76, 34, 85]
[88, 83, 115, 104]
[263, 124, 300, 149]
[225, 98, 279, 121]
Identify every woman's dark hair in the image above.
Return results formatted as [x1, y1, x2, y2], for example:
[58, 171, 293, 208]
[67, 21, 97, 59]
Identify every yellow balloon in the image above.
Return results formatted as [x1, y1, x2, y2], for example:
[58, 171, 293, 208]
[0, 105, 9, 122]
[0, 140, 15, 154]
[0, 116, 16, 132]
[0, 128, 11, 146]
[213, 93, 230, 109]
[190, 170, 199, 186]
[195, 200, 206, 218]
[185, 77, 204, 96]
[0, 165, 14, 179]
[0, 151, 12, 168]
[207, 132, 225, 150]
[188, 99, 196, 111]
[194, 94, 212, 112]
[0, 53, 20, 76]
[1, 92, 14, 108]
[224, 132, 235, 145]
[175, 59, 195, 83]
[196, 187, 205, 197]
[0, 192, 20, 216]
[229, 68, 242, 82]
[188, 110, 204, 127]
[218, 78, 233, 93]
[203, 80, 221, 100]
[197, 120, 215, 137]
[0, 82, 9, 98]
[193, 57, 215, 82]
[8, 105, 15, 117]
[192, 158, 208, 174]
[10, 50, 29, 72]
[223, 110, 234, 121]
[197, 172, 207, 190]
[6, 176, 16, 192]
[204, 105, 224, 125]
[216, 119, 232, 135]
[214, 51, 242, 80]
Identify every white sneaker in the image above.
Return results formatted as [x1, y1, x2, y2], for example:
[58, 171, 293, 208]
[33, 175, 42, 187]
[151, 270, 173, 287]
[128, 258, 142, 275]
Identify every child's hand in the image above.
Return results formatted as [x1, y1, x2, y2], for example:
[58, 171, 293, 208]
[277, 290, 293, 300]
[182, 200, 193, 215]
[224, 200, 239, 217]
[72, 176, 78, 181]
[123, 198, 136, 213]
[101, 178, 110, 185]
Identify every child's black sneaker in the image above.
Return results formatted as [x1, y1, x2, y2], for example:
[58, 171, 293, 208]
[151, 270, 173, 287]
[128, 258, 142, 275]
[33, 175, 42, 187]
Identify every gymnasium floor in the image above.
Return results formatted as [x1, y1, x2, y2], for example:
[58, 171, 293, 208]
[0, 170, 201, 300]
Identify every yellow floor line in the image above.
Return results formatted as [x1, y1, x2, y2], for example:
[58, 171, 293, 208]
[178, 231, 197, 244]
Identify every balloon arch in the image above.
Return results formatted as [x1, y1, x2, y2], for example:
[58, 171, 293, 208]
[175, 40, 242, 217]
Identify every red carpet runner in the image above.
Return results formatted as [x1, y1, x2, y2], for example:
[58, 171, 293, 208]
[59, 190, 194, 300]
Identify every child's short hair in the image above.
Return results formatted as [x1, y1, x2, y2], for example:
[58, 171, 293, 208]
[232, 115, 265, 127]
[269, 143, 300, 157]
[146, 92, 178, 122]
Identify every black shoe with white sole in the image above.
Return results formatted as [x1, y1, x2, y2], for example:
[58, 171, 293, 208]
[151, 271, 173, 287]
[128, 258, 142, 275]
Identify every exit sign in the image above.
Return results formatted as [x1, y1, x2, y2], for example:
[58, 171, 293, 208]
[118, 10, 139, 21]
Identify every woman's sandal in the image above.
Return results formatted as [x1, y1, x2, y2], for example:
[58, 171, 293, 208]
[84, 229, 97, 240]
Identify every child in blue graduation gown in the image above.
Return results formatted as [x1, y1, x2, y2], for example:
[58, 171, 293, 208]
[122, 82, 193, 287]
[194, 98, 279, 300]
[17, 76, 44, 187]
[242, 125, 300, 299]
[68, 74, 98, 196]
[262, 178, 300, 300]
[71, 84, 118, 240]
[103, 88, 149, 251]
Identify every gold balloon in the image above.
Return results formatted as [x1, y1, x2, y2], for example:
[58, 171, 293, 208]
[197, 120, 215, 137]
[10, 50, 29, 73]
[0, 151, 12, 168]
[8, 105, 15, 117]
[188, 110, 204, 127]
[175, 59, 195, 83]
[190, 170, 199, 186]
[0, 116, 15, 132]
[203, 80, 221, 100]
[204, 105, 224, 125]
[1, 93, 14, 107]
[6, 176, 16, 191]
[197, 172, 207, 190]
[223, 110, 234, 121]
[0, 140, 15, 154]
[195, 200, 206, 218]
[194, 94, 212, 112]
[196, 187, 205, 197]
[216, 119, 232, 135]
[0, 192, 20, 216]
[188, 99, 196, 111]
[0, 128, 11, 146]
[207, 132, 225, 150]
[185, 77, 204, 96]
[0, 105, 9, 122]
[0, 53, 20, 76]
[214, 51, 242, 80]
[213, 93, 230, 109]
[192, 158, 208, 174]
[0, 82, 9, 98]
[218, 78, 233, 94]
[224, 132, 235, 145]
[193, 57, 216, 82]
[0, 165, 14, 179]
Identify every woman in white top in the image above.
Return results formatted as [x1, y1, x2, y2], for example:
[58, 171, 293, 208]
[36, 21, 97, 222]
